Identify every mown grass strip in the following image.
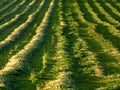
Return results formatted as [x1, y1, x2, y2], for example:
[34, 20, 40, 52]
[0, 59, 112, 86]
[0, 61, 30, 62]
[0, 0, 35, 25]
[107, 0, 120, 13]
[0, 0, 38, 41]
[77, 0, 120, 31]
[76, 0, 96, 23]
[96, 24, 120, 52]
[0, 0, 51, 70]
[0, 0, 56, 89]
[0, 0, 119, 90]
[42, 0, 102, 89]
[78, 25, 120, 90]
[41, 8, 75, 90]
[88, 0, 119, 25]
[96, 0, 120, 23]
[75, 0, 120, 89]
[105, 2, 120, 18]
[0, 0, 20, 16]
[87, 0, 119, 25]
[59, 0, 104, 89]
[0, 0, 42, 70]
[0, 0, 13, 9]
[0, 0, 30, 21]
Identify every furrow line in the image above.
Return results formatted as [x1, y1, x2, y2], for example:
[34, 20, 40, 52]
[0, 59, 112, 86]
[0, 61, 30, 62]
[0, 0, 49, 69]
[0, 0, 19, 15]
[0, 0, 27, 18]
[86, 1, 119, 25]
[77, 0, 120, 75]
[43, 1, 75, 89]
[96, 0, 120, 23]
[0, 0, 56, 89]
[107, 1, 120, 13]
[44, 0, 102, 89]
[87, 0, 119, 25]
[73, 0, 103, 77]
[77, 0, 120, 33]
[76, 0, 96, 23]
[0, 0, 13, 9]
[0, 0, 38, 41]
[105, 2, 120, 18]
[0, 0, 36, 25]
[79, 26, 120, 75]
[95, 24, 120, 51]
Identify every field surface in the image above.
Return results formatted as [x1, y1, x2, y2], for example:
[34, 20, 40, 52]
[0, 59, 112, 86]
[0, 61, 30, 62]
[0, 0, 120, 90]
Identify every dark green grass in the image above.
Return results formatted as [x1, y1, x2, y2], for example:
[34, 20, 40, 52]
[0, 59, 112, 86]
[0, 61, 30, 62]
[56, 0, 102, 89]
[116, 26, 120, 30]
[0, 0, 56, 89]
[0, 0, 13, 9]
[96, 0, 120, 22]
[0, 0, 7, 3]
[78, 27, 120, 75]
[0, 0, 31, 25]
[0, 0, 22, 17]
[0, 0, 41, 41]
[107, 1, 120, 13]
[0, 0, 120, 90]
[0, 0, 50, 69]
[87, 0, 115, 25]
[76, 0, 96, 23]
[0, 0, 37, 25]
[96, 24, 120, 51]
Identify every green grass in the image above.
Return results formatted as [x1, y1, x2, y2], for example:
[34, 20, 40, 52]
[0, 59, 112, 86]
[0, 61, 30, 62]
[0, 0, 120, 90]
[0, 0, 13, 9]
[0, 0, 31, 21]
[0, 0, 22, 17]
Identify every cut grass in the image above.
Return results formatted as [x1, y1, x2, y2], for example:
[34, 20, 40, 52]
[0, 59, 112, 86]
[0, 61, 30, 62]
[0, 0, 119, 90]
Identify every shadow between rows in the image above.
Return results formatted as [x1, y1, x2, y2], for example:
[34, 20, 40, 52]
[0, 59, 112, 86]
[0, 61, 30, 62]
[78, 27, 120, 75]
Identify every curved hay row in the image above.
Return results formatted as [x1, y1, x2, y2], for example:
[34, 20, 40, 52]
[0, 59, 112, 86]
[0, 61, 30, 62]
[88, 0, 119, 25]
[42, 1, 75, 89]
[0, 0, 56, 84]
[77, 0, 120, 63]
[74, 0, 120, 89]
[0, 0, 18, 14]
[84, 2, 104, 24]
[0, 0, 36, 31]
[0, 0, 52, 74]
[95, 0, 120, 23]
[86, 1, 120, 57]
[0, 0, 46, 52]
[77, 0, 120, 75]
[73, 0, 103, 77]
[44, 0, 102, 89]
[46, 0, 120, 89]
[0, 0, 13, 9]
[0, 0, 27, 18]
[105, 2, 120, 18]
[77, 0, 120, 71]
[0, 0, 119, 89]
[76, 0, 109, 25]
[85, 1, 120, 48]
[80, 0, 120, 40]
[108, 1, 120, 13]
